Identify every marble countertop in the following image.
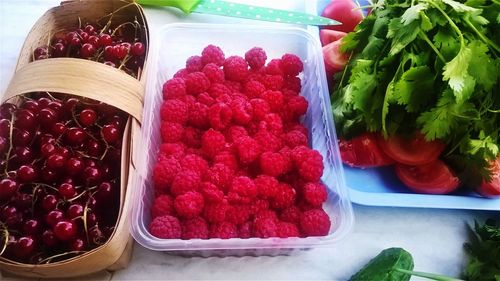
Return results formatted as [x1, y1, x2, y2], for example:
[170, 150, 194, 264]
[0, 1, 498, 280]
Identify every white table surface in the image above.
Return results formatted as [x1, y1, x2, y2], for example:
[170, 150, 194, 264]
[0, 1, 498, 280]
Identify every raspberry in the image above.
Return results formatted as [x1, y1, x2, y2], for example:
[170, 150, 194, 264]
[180, 154, 209, 177]
[161, 122, 184, 143]
[197, 92, 215, 106]
[254, 175, 279, 199]
[213, 151, 239, 171]
[204, 163, 234, 192]
[251, 199, 270, 215]
[149, 215, 181, 239]
[209, 222, 238, 239]
[253, 216, 277, 238]
[249, 99, 271, 121]
[259, 152, 287, 177]
[174, 191, 205, 218]
[201, 44, 225, 66]
[279, 206, 302, 224]
[235, 136, 261, 165]
[271, 183, 296, 210]
[225, 204, 251, 225]
[279, 146, 293, 174]
[303, 182, 328, 207]
[262, 113, 283, 134]
[162, 78, 186, 100]
[244, 47, 267, 70]
[171, 170, 201, 196]
[186, 55, 203, 72]
[255, 209, 278, 221]
[255, 130, 283, 152]
[216, 93, 233, 104]
[188, 102, 210, 129]
[245, 70, 265, 83]
[203, 201, 229, 223]
[276, 222, 300, 238]
[151, 195, 175, 219]
[181, 217, 209, 239]
[297, 200, 316, 212]
[153, 157, 181, 193]
[202, 63, 225, 83]
[280, 53, 303, 76]
[288, 124, 309, 136]
[201, 129, 226, 158]
[287, 96, 308, 118]
[183, 127, 203, 148]
[200, 182, 224, 203]
[159, 143, 186, 159]
[230, 176, 258, 199]
[300, 209, 331, 236]
[238, 222, 253, 238]
[230, 99, 253, 125]
[223, 56, 248, 81]
[261, 75, 284, 91]
[174, 68, 189, 79]
[160, 99, 189, 124]
[265, 59, 284, 75]
[282, 89, 299, 100]
[185, 72, 210, 95]
[208, 83, 232, 98]
[243, 81, 266, 99]
[208, 103, 233, 130]
[225, 125, 248, 142]
[224, 80, 243, 93]
[261, 90, 284, 112]
[233, 92, 249, 102]
[291, 145, 310, 166]
[298, 150, 324, 182]
[283, 76, 302, 92]
[283, 130, 308, 148]
[180, 94, 196, 109]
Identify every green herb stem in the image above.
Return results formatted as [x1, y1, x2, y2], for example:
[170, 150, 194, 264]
[464, 17, 500, 54]
[426, 0, 464, 48]
[418, 31, 446, 63]
[394, 268, 465, 281]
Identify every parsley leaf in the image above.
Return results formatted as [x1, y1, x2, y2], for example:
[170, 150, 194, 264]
[442, 45, 475, 102]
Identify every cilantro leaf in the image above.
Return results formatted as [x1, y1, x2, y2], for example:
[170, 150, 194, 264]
[468, 40, 498, 92]
[441, 0, 480, 12]
[387, 19, 421, 56]
[401, 3, 428, 25]
[340, 15, 377, 53]
[433, 26, 460, 60]
[394, 65, 435, 112]
[442, 45, 476, 102]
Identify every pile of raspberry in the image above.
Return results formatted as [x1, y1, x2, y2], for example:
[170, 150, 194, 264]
[149, 45, 331, 240]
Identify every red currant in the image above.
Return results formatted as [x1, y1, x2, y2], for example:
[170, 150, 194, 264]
[17, 165, 37, 182]
[65, 157, 84, 175]
[53, 220, 77, 241]
[80, 43, 96, 58]
[101, 124, 119, 143]
[45, 209, 64, 226]
[131, 42, 145, 56]
[79, 108, 97, 126]
[42, 230, 58, 247]
[58, 183, 76, 199]
[66, 204, 84, 219]
[42, 194, 58, 211]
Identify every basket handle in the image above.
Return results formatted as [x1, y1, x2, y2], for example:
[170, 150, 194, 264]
[3, 58, 143, 122]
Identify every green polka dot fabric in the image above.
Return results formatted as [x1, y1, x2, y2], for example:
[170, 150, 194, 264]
[194, 0, 339, 26]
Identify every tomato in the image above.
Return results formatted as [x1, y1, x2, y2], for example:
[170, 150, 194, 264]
[477, 158, 500, 198]
[378, 132, 445, 165]
[321, 0, 364, 33]
[339, 132, 395, 168]
[395, 160, 460, 194]
[323, 37, 349, 76]
[320, 29, 347, 46]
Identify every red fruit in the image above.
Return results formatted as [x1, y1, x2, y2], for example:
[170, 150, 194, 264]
[151, 195, 175, 218]
[182, 217, 209, 239]
[260, 152, 288, 177]
[319, 29, 347, 46]
[303, 182, 328, 207]
[0, 179, 18, 200]
[67, 204, 84, 219]
[208, 103, 233, 130]
[58, 183, 76, 199]
[201, 129, 226, 158]
[180, 154, 209, 176]
[202, 63, 225, 84]
[160, 99, 189, 124]
[204, 163, 234, 192]
[162, 78, 186, 100]
[230, 176, 258, 199]
[235, 137, 261, 165]
[261, 90, 284, 112]
[171, 170, 201, 196]
[23, 219, 40, 235]
[185, 72, 210, 95]
[298, 150, 324, 182]
[323, 39, 349, 76]
[161, 122, 184, 143]
[42, 194, 58, 211]
[244, 81, 266, 99]
[173, 191, 205, 218]
[42, 230, 58, 247]
[280, 206, 302, 224]
[47, 153, 65, 170]
[253, 216, 277, 238]
[80, 43, 96, 58]
[321, 0, 364, 33]
[102, 124, 119, 143]
[245, 47, 267, 70]
[149, 215, 181, 239]
[201, 44, 225, 66]
[65, 127, 87, 145]
[280, 53, 303, 76]
[231, 99, 253, 125]
[378, 132, 445, 166]
[271, 183, 296, 210]
[223, 56, 249, 81]
[131, 42, 146, 56]
[14, 236, 36, 258]
[200, 182, 224, 203]
[339, 132, 395, 167]
[395, 160, 460, 194]
[159, 143, 186, 159]
[186, 55, 203, 72]
[209, 222, 238, 239]
[79, 108, 97, 126]
[45, 209, 64, 226]
[276, 222, 300, 238]
[300, 209, 331, 236]
[153, 157, 182, 193]
[65, 157, 85, 175]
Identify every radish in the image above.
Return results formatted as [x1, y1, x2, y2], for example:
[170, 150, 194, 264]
[321, 0, 364, 33]
[320, 29, 347, 46]
[322, 38, 349, 76]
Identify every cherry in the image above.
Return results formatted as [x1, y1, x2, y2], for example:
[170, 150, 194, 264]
[79, 108, 97, 126]
[0, 179, 18, 200]
[23, 219, 41, 235]
[85, 159, 97, 167]
[13, 128, 32, 146]
[52, 43, 67, 57]
[41, 143, 56, 157]
[84, 167, 101, 186]
[39, 108, 58, 126]
[131, 42, 145, 56]
[66, 204, 84, 219]
[47, 153, 65, 170]
[0, 103, 17, 118]
[80, 43, 96, 58]
[101, 124, 119, 143]
[70, 238, 86, 251]
[65, 31, 78, 43]
[58, 183, 76, 199]
[65, 127, 87, 145]
[46, 209, 64, 226]
[65, 157, 84, 175]
[15, 109, 36, 129]
[17, 165, 37, 182]
[42, 230, 59, 247]
[40, 133, 56, 145]
[0, 119, 10, 137]
[42, 194, 58, 211]
[21, 100, 40, 113]
[53, 220, 77, 241]
[14, 236, 36, 258]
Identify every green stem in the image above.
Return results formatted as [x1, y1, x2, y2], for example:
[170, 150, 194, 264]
[394, 268, 465, 281]
[464, 17, 500, 54]
[426, 0, 464, 48]
[418, 31, 446, 63]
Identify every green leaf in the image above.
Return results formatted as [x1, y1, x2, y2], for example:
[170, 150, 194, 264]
[340, 15, 377, 53]
[349, 248, 414, 281]
[433, 26, 460, 60]
[420, 11, 434, 31]
[442, 0, 480, 12]
[465, 0, 486, 6]
[468, 40, 498, 92]
[348, 71, 378, 112]
[361, 37, 387, 58]
[442, 46, 475, 102]
[401, 3, 428, 25]
[387, 19, 421, 56]
[394, 66, 435, 112]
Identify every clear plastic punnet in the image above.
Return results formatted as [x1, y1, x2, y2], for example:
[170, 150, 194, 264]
[131, 23, 354, 256]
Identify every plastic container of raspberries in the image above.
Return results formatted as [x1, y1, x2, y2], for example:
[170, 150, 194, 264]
[130, 23, 354, 256]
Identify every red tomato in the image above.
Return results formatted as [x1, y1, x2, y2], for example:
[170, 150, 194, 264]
[378, 132, 445, 165]
[395, 160, 460, 194]
[320, 29, 347, 46]
[339, 132, 395, 168]
[323, 39, 349, 76]
[477, 158, 500, 198]
[321, 0, 364, 33]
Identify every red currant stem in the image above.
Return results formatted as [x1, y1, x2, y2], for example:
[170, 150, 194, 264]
[97, 3, 135, 34]
[32, 182, 59, 192]
[4, 114, 15, 174]
[75, 151, 100, 161]
[99, 146, 110, 161]
[0, 223, 9, 256]
[111, 22, 135, 37]
[38, 251, 87, 264]
[117, 55, 132, 71]
[71, 107, 83, 128]
[78, 16, 82, 29]
[95, 49, 105, 62]
[66, 190, 87, 203]
[83, 205, 90, 243]
[45, 92, 57, 101]
[46, 30, 52, 51]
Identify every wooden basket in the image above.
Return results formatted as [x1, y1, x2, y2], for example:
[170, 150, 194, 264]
[0, 0, 148, 278]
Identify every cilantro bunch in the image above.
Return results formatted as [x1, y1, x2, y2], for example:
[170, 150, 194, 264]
[332, 0, 500, 180]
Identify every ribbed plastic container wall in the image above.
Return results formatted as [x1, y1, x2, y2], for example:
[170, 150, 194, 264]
[131, 23, 354, 256]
